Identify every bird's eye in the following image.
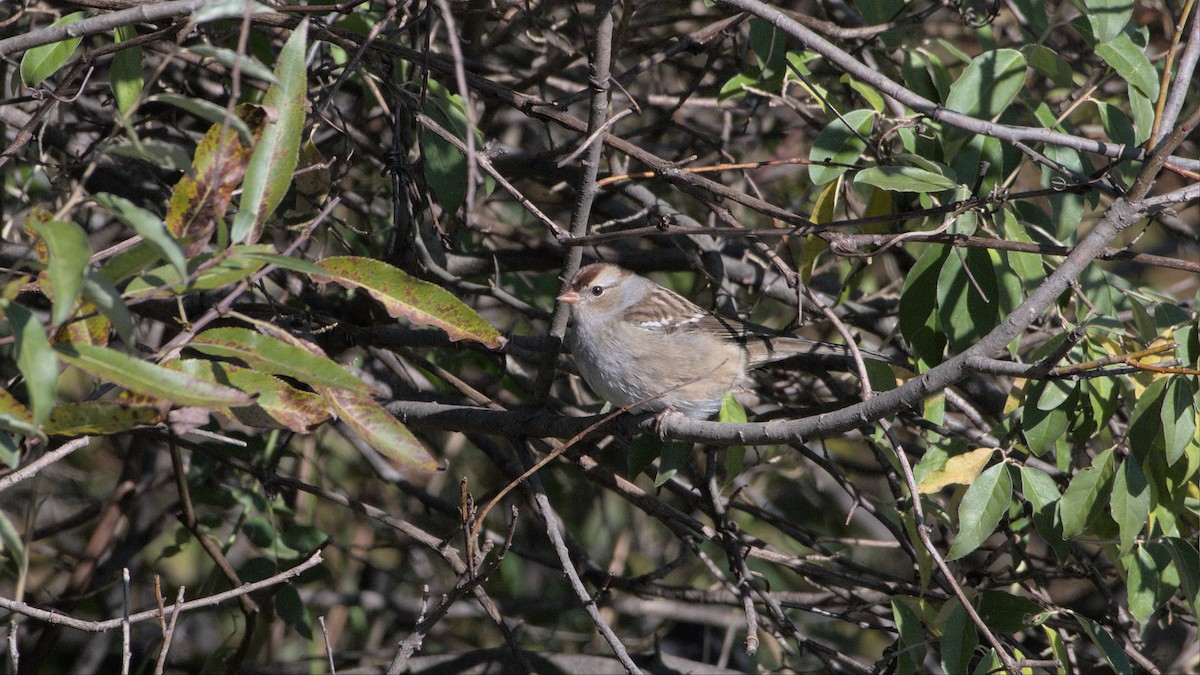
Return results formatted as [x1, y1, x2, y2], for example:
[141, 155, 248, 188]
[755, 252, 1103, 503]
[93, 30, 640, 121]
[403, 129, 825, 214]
[590, 285, 604, 297]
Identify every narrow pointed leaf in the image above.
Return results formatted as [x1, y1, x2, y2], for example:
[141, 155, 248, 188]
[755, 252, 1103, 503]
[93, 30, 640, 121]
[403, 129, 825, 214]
[94, 192, 188, 281]
[318, 256, 504, 348]
[169, 359, 330, 433]
[27, 219, 90, 326]
[809, 109, 873, 185]
[324, 388, 438, 477]
[188, 45, 278, 84]
[1071, 613, 1132, 675]
[147, 94, 254, 143]
[0, 300, 59, 426]
[230, 21, 307, 243]
[81, 271, 134, 345]
[53, 343, 253, 408]
[190, 327, 370, 393]
[110, 26, 144, 115]
[44, 402, 164, 436]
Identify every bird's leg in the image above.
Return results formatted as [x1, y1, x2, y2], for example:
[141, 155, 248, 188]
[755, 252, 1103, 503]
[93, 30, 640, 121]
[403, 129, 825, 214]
[652, 407, 679, 440]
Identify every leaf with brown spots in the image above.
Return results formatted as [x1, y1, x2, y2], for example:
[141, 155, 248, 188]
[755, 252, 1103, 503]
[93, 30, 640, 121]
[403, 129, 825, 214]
[317, 256, 505, 349]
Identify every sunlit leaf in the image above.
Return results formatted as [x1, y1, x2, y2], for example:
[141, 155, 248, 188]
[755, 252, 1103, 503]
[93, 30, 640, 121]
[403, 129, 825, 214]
[20, 12, 85, 86]
[230, 21, 307, 244]
[1059, 448, 1115, 538]
[947, 461, 1012, 560]
[317, 256, 504, 348]
[945, 49, 1027, 120]
[854, 165, 958, 193]
[917, 447, 994, 493]
[190, 327, 371, 394]
[44, 401, 164, 436]
[324, 388, 439, 477]
[53, 343, 253, 408]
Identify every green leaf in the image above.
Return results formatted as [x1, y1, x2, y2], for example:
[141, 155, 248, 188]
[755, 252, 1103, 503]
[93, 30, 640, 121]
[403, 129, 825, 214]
[52, 343, 254, 408]
[626, 433, 661, 479]
[190, 327, 370, 394]
[94, 192, 188, 281]
[937, 247, 999, 354]
[103, 140, 193, 173]
[27, 219, 90, 326]
[146, 94, 254, 143]
[1095, 32, 1159, 99]
[854, 165, 958, 193]
[191, 0, 274, 24]
[1043, 626, 1069, 674]
[318, 257, 504, 348]
[1127, 377, 1168, 463]
[1085, 0, 1132, 42]
[1019, 466, 1069, 560]
[944, 49, 1028, 120]
[0, 510, 28, 574]
[655, 439, 691, 488]
[1058, 448, 1115, 539]
[235, 250, 329, 277]
[0, 385, 38, 438]
[1161, 378, 1197, 465]
[81, 271, 134, 346]
[948, 462, 1012, 559]
[1071, 613, 1132, 675]
[748, 17, 786, 77]
[230, 21, 307, 244]
[275, 585, 313, 639]
[421, 78, 479, 213]
[123, 244, 273, 298]
[44, 401, 163, 436]
[1022, 44, 1074, 87]
[977, 590, 1049, 632]
[20, 12, 86, 87]
[940, 601, 977, 675]
[891, 597, 926, 675]
[168, 359, 330, 433]
[900, 48, 952, 104]
[280, 525, 327, 553]
[972, 649, 1002, 675]
[899, 245, 950, 367]
[719, 394, 746, 480]
[1035, 378, 1076, 411]
[718, 72, 759, 102]
[187, 45, 278, 84]
[110, 25, 144, 116]
[1163, 537, 1200, 615]
[324, 388, 438, 477]
[0, 300, 59, 427]
[1124, 546, 1159, 625]
[808, 110, 873, 185]
[1110, 457, 1151, 554]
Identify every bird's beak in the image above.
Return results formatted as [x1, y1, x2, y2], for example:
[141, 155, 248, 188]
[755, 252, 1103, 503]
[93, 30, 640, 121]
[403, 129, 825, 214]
[557, 289, 580, 304]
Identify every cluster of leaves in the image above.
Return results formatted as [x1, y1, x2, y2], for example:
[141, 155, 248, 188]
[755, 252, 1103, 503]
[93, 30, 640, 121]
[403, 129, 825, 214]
[0, 0, 1196, 673]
